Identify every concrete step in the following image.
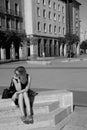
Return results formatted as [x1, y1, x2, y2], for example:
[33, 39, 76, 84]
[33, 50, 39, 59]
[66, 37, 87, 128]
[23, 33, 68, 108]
[0, 90, 73, 111]
[0, 106, 72, 130]
[0, 101, 59, 118]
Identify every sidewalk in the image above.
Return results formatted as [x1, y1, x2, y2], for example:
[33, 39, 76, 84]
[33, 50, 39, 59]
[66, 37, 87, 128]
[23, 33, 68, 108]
[0, 54, 87, 66]
[62, 106, 87, 130]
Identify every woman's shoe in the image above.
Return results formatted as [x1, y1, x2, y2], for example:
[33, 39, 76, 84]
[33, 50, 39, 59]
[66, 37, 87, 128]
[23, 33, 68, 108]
[21, 116, 26, 122]
[26, 115, 33, 124]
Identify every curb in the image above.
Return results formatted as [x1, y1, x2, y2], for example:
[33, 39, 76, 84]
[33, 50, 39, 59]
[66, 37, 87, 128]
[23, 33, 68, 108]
[61, 58, 87, 63]
[26, 60, 51, 65]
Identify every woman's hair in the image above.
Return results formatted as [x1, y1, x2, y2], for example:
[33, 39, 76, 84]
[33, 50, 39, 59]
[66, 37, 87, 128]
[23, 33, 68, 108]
[14, 66, 26, 76]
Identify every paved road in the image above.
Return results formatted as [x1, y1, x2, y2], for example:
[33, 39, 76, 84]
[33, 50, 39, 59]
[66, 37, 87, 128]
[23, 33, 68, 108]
[0, 59, 87, 91]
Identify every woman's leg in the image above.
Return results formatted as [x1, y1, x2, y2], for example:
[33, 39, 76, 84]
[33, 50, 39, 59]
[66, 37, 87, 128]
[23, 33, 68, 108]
[23, 92, 30, 116]
[18, 93, 25, 117]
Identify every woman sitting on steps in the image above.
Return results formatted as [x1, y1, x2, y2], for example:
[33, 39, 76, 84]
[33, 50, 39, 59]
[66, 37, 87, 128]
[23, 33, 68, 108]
[11, 66, 33, 124]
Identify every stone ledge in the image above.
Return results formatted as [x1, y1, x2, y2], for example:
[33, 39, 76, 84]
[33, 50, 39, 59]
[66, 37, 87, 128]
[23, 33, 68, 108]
[0, 90, 73, 112]
[0, 106, 72, 130]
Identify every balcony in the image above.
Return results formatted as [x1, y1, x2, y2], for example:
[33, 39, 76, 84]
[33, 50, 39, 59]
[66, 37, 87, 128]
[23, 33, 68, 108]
[0, 6, 22, 19]
[0, 7, 6, 14]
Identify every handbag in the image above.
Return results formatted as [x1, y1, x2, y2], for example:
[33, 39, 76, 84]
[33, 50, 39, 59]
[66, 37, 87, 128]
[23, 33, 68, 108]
[2, 88, 10, 99]
[2, 79, 18, 105]
[9, 79, 16, 98]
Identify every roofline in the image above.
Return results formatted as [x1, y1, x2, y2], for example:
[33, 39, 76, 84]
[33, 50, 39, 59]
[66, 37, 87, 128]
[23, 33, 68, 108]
[74, 0, 81, 6]
[62, 0, 81, 6]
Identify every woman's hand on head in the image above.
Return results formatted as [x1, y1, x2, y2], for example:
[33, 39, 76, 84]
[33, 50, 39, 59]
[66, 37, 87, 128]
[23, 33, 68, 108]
[13, 75, 20, 83]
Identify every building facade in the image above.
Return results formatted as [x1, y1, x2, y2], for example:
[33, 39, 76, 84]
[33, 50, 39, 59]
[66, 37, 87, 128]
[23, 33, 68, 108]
[0, 0, 81, 60]
[23, 0, 81, 57]
[0, 0, 23, 31]
[66, 0, 81, 37]
[0, 0, 25, 60]
[24, 0, 67, 57]
[66, 0, 81, 56]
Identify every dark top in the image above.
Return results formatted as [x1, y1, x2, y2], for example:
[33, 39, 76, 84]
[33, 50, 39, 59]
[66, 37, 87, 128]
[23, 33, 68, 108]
[21, 74, 28, 90]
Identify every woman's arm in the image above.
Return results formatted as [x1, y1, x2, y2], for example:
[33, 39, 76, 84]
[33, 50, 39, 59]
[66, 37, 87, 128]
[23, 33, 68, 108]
[12, 77, 21, 92]
[16, 75, 31, 94]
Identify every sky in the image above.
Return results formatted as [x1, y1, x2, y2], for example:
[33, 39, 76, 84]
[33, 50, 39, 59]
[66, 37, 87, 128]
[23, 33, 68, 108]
[77, 0, 87, 33]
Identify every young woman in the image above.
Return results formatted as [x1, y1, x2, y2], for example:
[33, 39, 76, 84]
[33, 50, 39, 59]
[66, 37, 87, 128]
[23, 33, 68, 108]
[11, 66, 33, 124]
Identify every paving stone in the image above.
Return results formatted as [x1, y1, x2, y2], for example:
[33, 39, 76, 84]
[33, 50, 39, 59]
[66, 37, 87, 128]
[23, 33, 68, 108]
[62, 125, 87, 130]
[0, 106, 72, 130]
[0, 101, 60, 118]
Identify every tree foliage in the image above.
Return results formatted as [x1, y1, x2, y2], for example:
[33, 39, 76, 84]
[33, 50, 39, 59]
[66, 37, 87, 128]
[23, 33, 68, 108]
[65, 33, 79, 45]
[0, 31, 7, 48]
[0, 30, 26, 48]
[28, 36, 38, 45]
[80, 40, 87, 52]
[58, 37, 66, 45]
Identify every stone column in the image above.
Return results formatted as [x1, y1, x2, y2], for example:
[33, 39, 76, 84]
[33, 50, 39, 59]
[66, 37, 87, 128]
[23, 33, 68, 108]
[47, 39, 50, 57]
[51, 39, 54, 56]
[60, 44, 63, 56]
[64, 44, 67, 57]
[30, 44, 38, 57]
[41, 39, 45, 57]
[10, 44, 15, 60]
[40, 39, 44, 57]
[39, 42, 42, 57]
[1, 48, 6, 60]
[45, 40, 48, 56]
[56, 41, 59, 56]
[76, 43, 80, 56]
[19, 46, 23, 59]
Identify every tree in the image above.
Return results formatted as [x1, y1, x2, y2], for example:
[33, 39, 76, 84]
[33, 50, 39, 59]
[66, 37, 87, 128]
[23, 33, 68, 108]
[65, 33, 80, 57]
[80, 40, 87, 53]
[5, 31, 26, 47]
[0, 31, 7, 48]
[65, 33, 79, 45]
[30, 37, 38, 45]
[58, 37, 66, 45]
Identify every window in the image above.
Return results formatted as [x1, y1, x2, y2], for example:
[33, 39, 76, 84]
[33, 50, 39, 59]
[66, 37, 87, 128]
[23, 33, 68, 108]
[44, 23, 46, 32]
[16, 20, 20, 30]
[76, 21, 78, 27]
[58, 15, 60, 22]
[15, 3, 19, 15]
[63, 27, 65, 35]
[6, 18, 11, 29]
[37, 0, 40, 4]
[43, 9, 46, 18]
[54, 26, 57, 34]
[37, 21, 41, 31]
[62, 6, 64, 13]
[49, 24, 52, 33]
[54, 13, 56, 21]
[48, 11, 51, 19]
[76, 13, 78, 19]
[5, 0, 10, 11]
[43, 0, 46, 5]
[48, 0, 51, 8]
[62, 16, 65, 24]
[53, 2, 56, 10]
[0, 17, 2, 27]
[59, 26, 61, 34]
[37, 7, 40, 17]
[58, 4, 60, 11]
